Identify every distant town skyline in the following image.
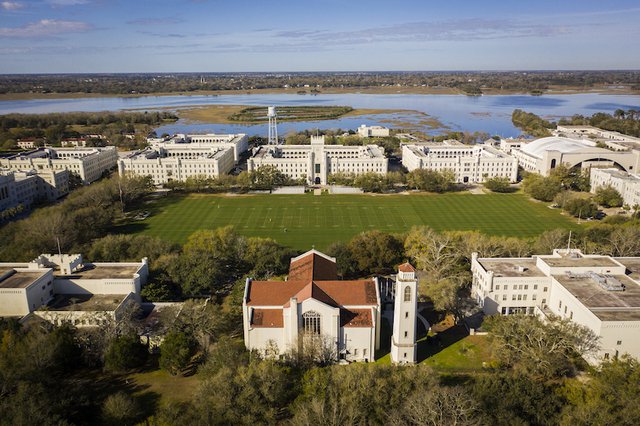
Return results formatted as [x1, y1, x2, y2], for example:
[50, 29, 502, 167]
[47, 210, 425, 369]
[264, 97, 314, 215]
[1, 0, 639, 73]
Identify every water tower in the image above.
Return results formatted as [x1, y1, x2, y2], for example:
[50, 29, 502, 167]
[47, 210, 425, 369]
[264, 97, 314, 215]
[267, 106, 279, 145]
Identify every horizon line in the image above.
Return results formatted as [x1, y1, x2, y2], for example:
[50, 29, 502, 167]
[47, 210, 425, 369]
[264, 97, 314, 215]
[2, 68, 640, 77]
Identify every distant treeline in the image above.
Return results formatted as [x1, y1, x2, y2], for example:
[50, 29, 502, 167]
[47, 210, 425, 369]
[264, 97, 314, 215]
[559, 109, 640, 138]
[511, 109, 555, 137]
[1, 71, 639, 95]
[512, 108, 640, 138]
[0, 111, 177, 149]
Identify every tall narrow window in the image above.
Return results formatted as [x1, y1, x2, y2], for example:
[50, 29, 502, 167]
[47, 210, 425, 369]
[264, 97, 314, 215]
[302, 311, 321, 335]
[404, 286, 412, 302]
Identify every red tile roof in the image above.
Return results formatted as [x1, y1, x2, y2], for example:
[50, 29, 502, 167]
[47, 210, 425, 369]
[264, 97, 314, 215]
[247, 279, 377, 307]
[289, 252, 338, 281]
[398, 262, 416, 273]
[340, 308, 373, 327]
[246, 249, 378, 309]
[246, 280, 308, 306]
[251, 308, 283, 328]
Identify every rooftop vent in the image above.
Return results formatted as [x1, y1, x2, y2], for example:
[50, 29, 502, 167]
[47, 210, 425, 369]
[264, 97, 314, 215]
[588, 272, 625, 292]
[516, 265, 528, 273]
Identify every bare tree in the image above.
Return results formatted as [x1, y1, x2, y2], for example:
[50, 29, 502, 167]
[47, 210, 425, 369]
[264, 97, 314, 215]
[388, 386, 482, 426]
[484, 314, 600, 378]
[286, 334, 337, 367]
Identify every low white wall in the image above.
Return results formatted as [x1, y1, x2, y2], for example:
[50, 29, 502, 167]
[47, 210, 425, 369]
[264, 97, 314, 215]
[272, 186, 306, 194]
[330, 185, 364, 194]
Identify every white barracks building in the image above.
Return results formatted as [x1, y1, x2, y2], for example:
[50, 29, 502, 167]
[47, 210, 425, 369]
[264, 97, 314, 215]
[0, 146, 118, 184]
[590, 168, 640, 209]
[118, 145, 235, 185]
[472, 249, 640, 363]
[402, 142, 518, 183]
[248, 136, 388, 185]
[118, 133, 248, 185]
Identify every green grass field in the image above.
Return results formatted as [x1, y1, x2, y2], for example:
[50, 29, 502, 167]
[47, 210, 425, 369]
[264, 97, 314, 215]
[118, 192, 578, 250]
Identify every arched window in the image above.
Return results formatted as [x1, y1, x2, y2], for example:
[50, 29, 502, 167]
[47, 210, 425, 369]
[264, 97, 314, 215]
[302, 311, 321, 335]
[550, 159, 557, 169]
[404, 286, 412, 302]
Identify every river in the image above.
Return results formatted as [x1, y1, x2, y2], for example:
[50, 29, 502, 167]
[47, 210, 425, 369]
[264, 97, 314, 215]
[1, 92, 639, 138]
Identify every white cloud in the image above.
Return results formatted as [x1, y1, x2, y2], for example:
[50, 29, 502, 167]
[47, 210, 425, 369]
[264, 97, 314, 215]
[1, 1, 25, 10]
[45, 0, 90, 6]
[0, 19, 92, 37]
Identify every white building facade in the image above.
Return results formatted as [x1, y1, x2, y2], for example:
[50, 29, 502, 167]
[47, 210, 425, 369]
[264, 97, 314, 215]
[0, 169, 69, 212]
[0, 146, 118, 183]
[118, 144, 236, 185]
[472, 249, 640, 363]
[402, 142, 519, 183]
[248, 136, 388, 185]
[357, 125, 390, 138]
[590, 168, 640, 208]
[0, 253, 148, 326]
[243, 249, 382, 362]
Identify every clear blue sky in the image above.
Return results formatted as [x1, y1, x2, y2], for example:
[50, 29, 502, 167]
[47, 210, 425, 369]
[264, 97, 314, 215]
[1, 0, 639, 73]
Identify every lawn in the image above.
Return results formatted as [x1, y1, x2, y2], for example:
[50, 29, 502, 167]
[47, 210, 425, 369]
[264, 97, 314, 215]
[117, 192, 578, 251]
[419, 333, 492, 372]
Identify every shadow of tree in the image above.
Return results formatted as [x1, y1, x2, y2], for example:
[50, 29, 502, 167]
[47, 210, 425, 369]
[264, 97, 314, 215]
[66, 367, 161, 425]
[417, 323, 468, 363]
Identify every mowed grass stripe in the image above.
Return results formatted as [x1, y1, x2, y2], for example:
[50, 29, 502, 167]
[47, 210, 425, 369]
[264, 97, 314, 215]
[118, 193, 578, 251]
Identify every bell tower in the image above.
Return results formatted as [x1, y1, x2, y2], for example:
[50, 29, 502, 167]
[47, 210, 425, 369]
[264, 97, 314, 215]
[391, 262, 418, 364]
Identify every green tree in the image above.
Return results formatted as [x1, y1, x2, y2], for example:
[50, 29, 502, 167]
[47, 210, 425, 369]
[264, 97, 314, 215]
[103, 334, 147, 373]
[483, 176, 512, 193]
[561, 357, 640, 426]
[326, 241, 358, 279]
[243, 237, 295, 279]
[406, 169, 456, 192]
[160, 331, 196, 375]
[193, 360, 296, 424]
[173, 226, 247, 296]
[250, 165, 289, 189]
[594, 185, 624, 207]
[347, 230, 404, 275]
[522, 174, 562, 201]
[88, 234, 178, 263]
[474, 373, 566, 426]
[512, 109, 553, 137]
[563, 197, 598, 218]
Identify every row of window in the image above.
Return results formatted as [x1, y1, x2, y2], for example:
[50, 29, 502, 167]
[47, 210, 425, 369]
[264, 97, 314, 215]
[495, 284, 547, 292]
[497, 293, 541, 302]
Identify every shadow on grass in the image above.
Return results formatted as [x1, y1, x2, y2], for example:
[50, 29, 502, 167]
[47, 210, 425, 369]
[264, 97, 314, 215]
[417, 323, 468, 363]
[67, 358, 164, 424]
[111, 192, 190, 235]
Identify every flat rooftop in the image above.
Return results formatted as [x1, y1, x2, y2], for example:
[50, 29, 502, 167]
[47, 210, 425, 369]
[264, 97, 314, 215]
[554, 273, 640, 321]
[45, 294, 127, 311]
[541, 255, 620, 268]
[477, 258, 546, 278]
[615, 258, 640, 281]
[0, 268, 48, 289]
[593, 168, 640, 181]
[55, 264, 139, 280]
